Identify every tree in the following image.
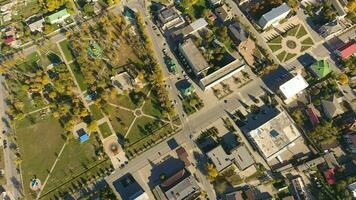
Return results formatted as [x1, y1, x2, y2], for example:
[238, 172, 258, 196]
[83, 3, 94, 15]
[206, 163, 218, 181]
[310, 122, 340, 144]
[291, 108, 305, 125]
[87, 121, 97, 133]
[347, 0, 356, 12]
[45, 0, 64, 11]
[338, 73, 349, 85]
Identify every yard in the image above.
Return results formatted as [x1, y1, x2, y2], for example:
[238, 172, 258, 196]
[142, 93, 166, 119]
[89, 104, 104, 121]
[103, 105, 135, 137]
[16, 116, 65, 199]
[99, 122, 112, 138]
[59, 40, 74, 62]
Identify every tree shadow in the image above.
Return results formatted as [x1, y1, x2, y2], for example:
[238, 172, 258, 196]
[192, 151, 208, 176]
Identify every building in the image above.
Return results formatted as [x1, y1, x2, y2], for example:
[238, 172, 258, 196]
[26, 16, 45, 32]
[207, 145, 254, 172]
[176, 79, 195, 97]
[87, 42, 103, 58]
[215, 5, 232, 22]
[246, 111, 303, 162]
[77, 128, 89, 143]
[319, 20, 344, 39]
[208, 0, 221, 6]
[348, 182, 356, 198]
[306, 104, 321, 127]
[47, 9, 70, 24]
[279, 74, 309, 104]
[228, 22, 247, 45]
[111, 72, 136, 94]
[291, 177, 309, 200]
[309, 59, 332, 79]
[153, 168, 200, 200]
[112, 174, 149, 200]
[331, 0, 347, 18]
[176, 147, 190, 166]
[334, 42, 356, 60]
[158, 7, 185, 30]
[225, 190, 243, 200]
[258, 3, 291, 30]
[179, 38, 210, 76]
[323, 168, 337, 185]
[321, 96, 344, 119]
[180, 18, 208, 37]
[344, 133, 356, 153]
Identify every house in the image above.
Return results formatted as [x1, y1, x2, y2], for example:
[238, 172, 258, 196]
[334, 42, 356, 60]
[258, 3, 291, 30]
[176, 79, 195, 97]
[246, 111, 306, 162]
[207, 145, 254, 172]
[331, 0, 347, 18]
[228, 22, 247, 45]
[47, 9, 70, 24]
[3, 36, 14, 45]
[27, 18, 45, 32]
[321, 96, 344, 119]
[206, 10, 217, 22]
[153, 168, 200, 200]
[208, 0, 221, 6]
[87, 42, 103, 58]
[77, 128, 89, 143]
[348, 182, 356, 198]
[176, 147, 190, 166]
[158, 7, 185, 30]
[111, 72, 138, 94]
[344, 133, 356, 153]
[215, 4, 232, 22]
[306, 104, 321, 127]
[279, 74, 309, 104]
[180, 18, 208, 37]
[319, 20, 344, 39]
[309, 59, 332, 79]
[291, 177, 310, 200]
[323, 168, 337, 185]
[112, 173, 149, 200]
[226, 190, 243, 200]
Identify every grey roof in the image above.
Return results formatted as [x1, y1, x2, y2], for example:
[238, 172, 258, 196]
[164, 175, 199, 200]
[112, 174, 146, 200]
[321, 96, 343, 118]
[206, 145, 232, 172]
[179, 38, 210, 74]
[190, 18, 208, 32]
[228, 22, 247, 43]
[259, 3, 290, 28]
[159, 7, 179, 23]
[215, 5, 230, 22]
[331, 0, 347, 17]
[231, 145, 254, 170]
[319, 20, 344, 37]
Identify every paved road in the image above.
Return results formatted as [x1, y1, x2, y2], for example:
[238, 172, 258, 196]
[0, 76, 22, 200]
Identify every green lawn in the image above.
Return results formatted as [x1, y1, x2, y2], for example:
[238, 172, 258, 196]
[297, 26, 308, 38]
[268, 44, 282, 52]
[127, 116, 157, 144]
[103, 105, 135, 137]
[42, 135, 101, 194]
[16, 52, 40, 72]
[301, 45, 312, 52]
[99, 122, 112, 138]
[269, 36, 283, 44]
[277, 51, 287, 62]
[59, 40, 74, 62]
[284, 53, 297, 62]
[286, 25, 299, 36]
[16, 116, 65, 199]
[108, 85, 151, 110]
[69, 63, 88, 91]
[142, 94, 165, 119]
[301, 37, 314, 45]
[89, 104, 103, 121]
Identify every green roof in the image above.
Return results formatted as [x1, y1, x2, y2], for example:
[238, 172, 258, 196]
[87, 42, 103, 58]
[310, 60, 332, 79]
[48, 9, 70, 23]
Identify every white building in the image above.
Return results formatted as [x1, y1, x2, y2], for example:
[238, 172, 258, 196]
[279, 74, 309, 104]
[258, 3, 291, 30]
[349, 182, 356, 198]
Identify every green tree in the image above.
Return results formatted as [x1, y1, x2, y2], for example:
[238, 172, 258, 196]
[83, 3, 94, 15]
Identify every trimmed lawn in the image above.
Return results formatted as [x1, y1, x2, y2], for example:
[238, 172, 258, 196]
[268, 44, 282, 52]
[301, 37, 314, 45]
[127, 116, 157, 144]
[59, 40, 74, 62]
[16, 116, 65, 199]
[286, 25, 299, 36]
[42, 135, 101, 193]
[108, 85, 151, 110]
[284, 53, 297, 62]
[277, 51, 287, 62]
[69, 63, 88, 91]
[142, 94, 165, 119]
[99, 122, 112, 138]
[297, 26, 308, 39]
[269, 36, 283, 43]
[103, 105, 135, 137]
[301, 45, 312, 51]
[89, 104, 103, 121]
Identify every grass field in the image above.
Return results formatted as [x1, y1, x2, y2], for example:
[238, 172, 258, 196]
[142, 94, 165, 119]
[284, 53, 297, 62]
[301, 37, 314, 45]
[286, 25, 299, 36]
[59, 40, 74, 62]
[103, 106, 135, 137]
[42, 135, 101, 193]
[277, 51, 287, 62]
[89, 104, 103, 121]
[69, 63, 88, 91]
[297, 26, 308, 39]
[16, 116, 65, 199]
[268, 44, 282, 52]
[126, 116, 157, 144]
[269, 36, 283, 43]
[99, 122, 112, 138]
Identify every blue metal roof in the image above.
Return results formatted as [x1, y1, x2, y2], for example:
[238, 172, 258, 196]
[77, 128, 89, 143]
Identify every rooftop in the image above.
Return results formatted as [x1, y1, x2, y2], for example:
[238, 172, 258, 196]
[279, 74, 309, 99]
[321, 96, 343, 118]
[206, 145, 231, 172]
[48, 9, 70, 23]
[179, 38, 210, 74]
[112, 174, 149, 200]
[259, 3, 291, 28]
[231, 145, 254, 170]
[248, 111, 302, 160]
[336, 42, 356, 59]
[310, 59, 332, 79]
[159, 7, 180, 23]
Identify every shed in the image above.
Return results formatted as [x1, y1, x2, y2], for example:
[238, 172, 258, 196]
[77, 128, 89, 143]
[310, 59, 332, 79]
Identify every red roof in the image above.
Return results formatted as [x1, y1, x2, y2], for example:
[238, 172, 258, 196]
[4, 36, 14, 44]
[307, 107, 320, 126]
[336, 42, 356, 59]
[323, 168, 337, 185]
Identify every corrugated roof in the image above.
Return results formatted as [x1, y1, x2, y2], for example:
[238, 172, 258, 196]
[259, 3, 290, 27]
[310, 59, 332, 79]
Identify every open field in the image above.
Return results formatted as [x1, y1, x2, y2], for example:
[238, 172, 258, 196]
[59, 40, 74, 62]
[89, 104, 104, 121]
[69, 63, 88, 91]
[99, 122, 112, 138]
[103, 106, 135, 137]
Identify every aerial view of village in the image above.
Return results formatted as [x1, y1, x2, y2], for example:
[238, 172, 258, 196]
[0, 0, 355, 199]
